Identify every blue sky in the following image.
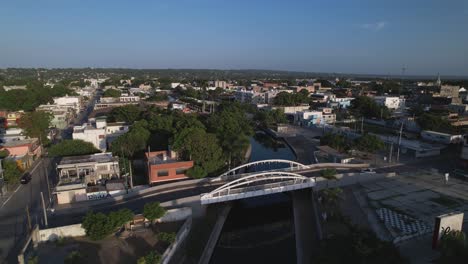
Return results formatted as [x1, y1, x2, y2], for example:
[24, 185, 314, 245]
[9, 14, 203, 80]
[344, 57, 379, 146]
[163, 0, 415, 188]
[1, 0, 467, 76]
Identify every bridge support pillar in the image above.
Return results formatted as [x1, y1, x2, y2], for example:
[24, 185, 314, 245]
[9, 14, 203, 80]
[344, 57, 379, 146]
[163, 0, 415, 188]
[292, 189, 321, 264]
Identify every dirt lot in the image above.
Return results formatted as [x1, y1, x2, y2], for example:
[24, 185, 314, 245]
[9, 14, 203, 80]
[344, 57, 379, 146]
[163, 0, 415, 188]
[33, 221, 183, 264]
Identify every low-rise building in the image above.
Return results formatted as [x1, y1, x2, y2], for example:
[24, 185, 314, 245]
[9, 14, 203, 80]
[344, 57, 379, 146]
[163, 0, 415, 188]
[72, 118, 130, 151]
[0, 138, 42, 170]
[57, 152, 120, 184]
[54, 152, 121, 204]
[146, 150, 194, 184]
[3, 85, 27, 91]
[440, 85, 460, 98]
[53, 96, 81, 112]
[373, 96, 406, 110]
[329, 97, 354, 109]
[420, 130, 463, 144]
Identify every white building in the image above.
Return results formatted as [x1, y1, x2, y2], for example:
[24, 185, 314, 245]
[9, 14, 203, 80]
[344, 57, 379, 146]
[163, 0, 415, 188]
[214, 80, 227, 89]
[53, 96, 81, 111]
[234, 88, 280, 104]
[171, 83, 182, 89]
[420, 130, 463, 144]
[72, 118, 130, 151]
[373, 96, 405, 110]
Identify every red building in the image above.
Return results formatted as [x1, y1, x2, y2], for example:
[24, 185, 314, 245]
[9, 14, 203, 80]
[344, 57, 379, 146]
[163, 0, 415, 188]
[145, 150, 194, 184]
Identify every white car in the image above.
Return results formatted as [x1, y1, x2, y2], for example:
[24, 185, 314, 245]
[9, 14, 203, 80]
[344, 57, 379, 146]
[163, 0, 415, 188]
[361, 168, 376, 174]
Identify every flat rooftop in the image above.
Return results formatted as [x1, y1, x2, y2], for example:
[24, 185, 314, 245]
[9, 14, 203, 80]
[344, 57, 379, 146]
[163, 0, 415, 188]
[59, 152, 118, 165]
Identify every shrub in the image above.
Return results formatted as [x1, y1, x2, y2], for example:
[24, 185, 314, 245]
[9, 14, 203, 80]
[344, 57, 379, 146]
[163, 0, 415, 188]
[82, 209, 134, 240]
[157, 232, 176, 244]
[320, 168, 337, 180]
[143, 202, 166, 222]
[137, 251, 161, 264]
[64, 251, 83, 264]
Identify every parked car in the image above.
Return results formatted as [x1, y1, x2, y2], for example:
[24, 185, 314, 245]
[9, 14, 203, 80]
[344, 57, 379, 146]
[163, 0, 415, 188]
[20, 173, 32, 184]
[361, 168, 376, 174]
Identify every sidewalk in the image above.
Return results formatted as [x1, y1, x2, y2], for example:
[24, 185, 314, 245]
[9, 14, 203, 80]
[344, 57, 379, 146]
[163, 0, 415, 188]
[52, 178, 210, 215]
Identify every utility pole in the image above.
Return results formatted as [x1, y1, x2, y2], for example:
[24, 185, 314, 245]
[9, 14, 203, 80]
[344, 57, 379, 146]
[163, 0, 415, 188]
[396, 121, 404, 163]
[40, 192, 48, 227]
[42, 158, 51, 204]
[25, 205, 32, 231]
[389, 143, 393, 163]
[39, 134, 52, 204]
[361, 117, 364, 134]
[128, 161, 134, 189]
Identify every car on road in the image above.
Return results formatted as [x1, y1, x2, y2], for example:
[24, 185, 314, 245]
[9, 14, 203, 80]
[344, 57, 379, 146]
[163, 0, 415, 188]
[20, 173, 32, 184]
[361, 168, 376, 174]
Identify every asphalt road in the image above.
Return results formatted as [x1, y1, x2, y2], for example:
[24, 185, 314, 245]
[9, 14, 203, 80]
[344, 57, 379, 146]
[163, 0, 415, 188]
[0, 158, 55, 263]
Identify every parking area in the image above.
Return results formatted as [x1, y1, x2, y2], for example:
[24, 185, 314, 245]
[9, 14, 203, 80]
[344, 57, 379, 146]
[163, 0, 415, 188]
[361, 169, 468, 242]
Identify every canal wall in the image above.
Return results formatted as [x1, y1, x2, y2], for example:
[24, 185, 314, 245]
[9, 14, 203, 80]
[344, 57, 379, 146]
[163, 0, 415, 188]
[198, 204, 232, 264]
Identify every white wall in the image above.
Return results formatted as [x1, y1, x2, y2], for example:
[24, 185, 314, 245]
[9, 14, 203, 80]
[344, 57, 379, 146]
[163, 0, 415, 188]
[38, 224, 85, 242]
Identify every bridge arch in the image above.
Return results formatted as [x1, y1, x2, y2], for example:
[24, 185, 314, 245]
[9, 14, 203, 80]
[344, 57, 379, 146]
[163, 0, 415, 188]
[201, 171, 315, 204]
[219, 159, 308, 178]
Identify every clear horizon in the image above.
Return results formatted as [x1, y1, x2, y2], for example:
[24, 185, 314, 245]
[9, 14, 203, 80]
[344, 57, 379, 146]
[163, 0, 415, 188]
[1, 0, 467, 76]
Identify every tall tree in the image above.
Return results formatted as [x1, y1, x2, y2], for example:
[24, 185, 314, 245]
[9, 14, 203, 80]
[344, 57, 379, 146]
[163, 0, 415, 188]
[172, 128, 224, 177]
[48, 140, 101, 157]
[18, 111, 52, 142]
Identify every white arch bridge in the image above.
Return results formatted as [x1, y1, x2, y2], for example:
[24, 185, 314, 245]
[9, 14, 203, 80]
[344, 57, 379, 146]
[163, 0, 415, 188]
[200, 159, 369, 204]
[200, 171, 315, 205]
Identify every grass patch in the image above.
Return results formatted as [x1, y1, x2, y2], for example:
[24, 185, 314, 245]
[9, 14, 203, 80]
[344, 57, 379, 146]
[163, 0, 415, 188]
[429, 196, 460, 208]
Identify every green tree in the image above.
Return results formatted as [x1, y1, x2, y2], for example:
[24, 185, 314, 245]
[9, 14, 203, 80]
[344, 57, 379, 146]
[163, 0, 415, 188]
[2, 160, 22, 184]
[350, 96, 390, 119]
[81, 209, 134, 240]
[157, 232, 176, 244]
[417, 113, 452, 133]
[137, 251, 161, 264]
[320, 168, 337, 180]
[18, 111, 52, 142]
[81, 211, 111, 240]
[437, 230, 468, 263]
[354, 134, 385, 153]
[102, 88, 121, 98]
[320, 133, 349, 152]
[172, 128, 224, 177]
[64, 251, 83, 264]
[254, 109, 287, 128]
[108, 105, 141, 123]
[143, 202, 166, 222]
[207, 103, 253, 167]
[48, 140, 101, 157]
[111, 120, 150, 158]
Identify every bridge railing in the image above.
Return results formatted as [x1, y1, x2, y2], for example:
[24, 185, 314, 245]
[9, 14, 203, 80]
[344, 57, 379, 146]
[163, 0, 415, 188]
[209, 179, 310, 198]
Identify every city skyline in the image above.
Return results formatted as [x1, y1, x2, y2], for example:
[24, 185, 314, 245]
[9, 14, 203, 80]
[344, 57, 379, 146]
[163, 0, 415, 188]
[1, 0, 468, 76]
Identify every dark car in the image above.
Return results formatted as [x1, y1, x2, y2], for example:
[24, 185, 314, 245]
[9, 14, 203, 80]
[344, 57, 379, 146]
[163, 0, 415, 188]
[20, 173, 32, 184]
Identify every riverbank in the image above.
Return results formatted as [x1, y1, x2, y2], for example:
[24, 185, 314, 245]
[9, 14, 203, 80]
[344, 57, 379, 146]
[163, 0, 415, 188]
[283, 135, 318, 165]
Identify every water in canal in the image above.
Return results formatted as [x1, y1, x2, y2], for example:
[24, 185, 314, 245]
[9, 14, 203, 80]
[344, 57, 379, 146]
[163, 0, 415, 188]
[210, 131, 297, 264]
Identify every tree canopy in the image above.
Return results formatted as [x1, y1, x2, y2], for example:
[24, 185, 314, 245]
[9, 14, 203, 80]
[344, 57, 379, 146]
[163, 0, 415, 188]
[417, 113, 452, 133]
[274, 90, 309, 106]
[48, 140, 101, 157]
[1, 160, 22, 184]
[172, 128, 224, 177]
[143, 202, 166, 222]
[350, 96, 390, 119]
[0, 81, 77, 111]
[18, 111, 53, 142]
[82, 209, 133, 240]
[110, 120, 150, 158]
[102, 88, 121, 98]
[354, 134, 385, 153]
[107, 105, 142, 123]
